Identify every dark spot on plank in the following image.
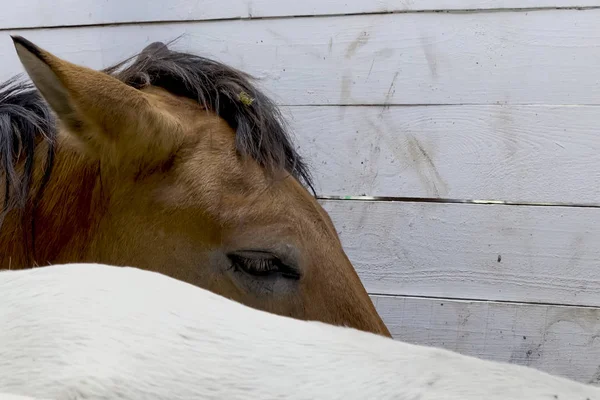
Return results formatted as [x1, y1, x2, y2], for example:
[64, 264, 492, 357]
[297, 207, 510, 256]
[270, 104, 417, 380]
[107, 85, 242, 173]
[426, 376, 439, 387]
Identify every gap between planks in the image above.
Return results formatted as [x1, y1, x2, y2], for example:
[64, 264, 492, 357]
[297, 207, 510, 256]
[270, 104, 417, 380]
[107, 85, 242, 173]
[285, 103, 600, 107]
[318, 196, 600, 210]
[368, 293, 600, 310]
[2, 6, 600, 33]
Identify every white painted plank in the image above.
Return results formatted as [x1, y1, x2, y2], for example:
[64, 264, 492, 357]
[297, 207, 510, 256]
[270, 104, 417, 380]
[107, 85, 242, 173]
[371, 294, 600, 385]
[2, 10, 600, 105]
[1, 1, 598, 30]
[321, 200, 600, 307]
[289, 105, 600, 203]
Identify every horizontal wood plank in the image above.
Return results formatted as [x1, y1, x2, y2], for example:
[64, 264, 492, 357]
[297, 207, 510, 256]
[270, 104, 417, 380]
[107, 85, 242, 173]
[321, 200, 600, 306]
[2, 1, 598, 30]
[2, 10, 600, 105]
[371, 294, 600, 385]
[290, 105, 600, 203]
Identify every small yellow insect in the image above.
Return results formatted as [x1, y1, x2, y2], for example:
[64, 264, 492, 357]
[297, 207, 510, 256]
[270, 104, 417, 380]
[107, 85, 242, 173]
[238, 90, 254, 106]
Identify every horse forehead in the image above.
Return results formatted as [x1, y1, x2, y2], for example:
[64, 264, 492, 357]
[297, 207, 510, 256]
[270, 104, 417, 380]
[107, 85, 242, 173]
[140, 84, 234, 144]
[141, 85, 207, 115]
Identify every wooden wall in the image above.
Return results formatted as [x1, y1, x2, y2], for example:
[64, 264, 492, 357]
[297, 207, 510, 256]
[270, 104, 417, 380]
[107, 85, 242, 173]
[3, 0, 600, 384]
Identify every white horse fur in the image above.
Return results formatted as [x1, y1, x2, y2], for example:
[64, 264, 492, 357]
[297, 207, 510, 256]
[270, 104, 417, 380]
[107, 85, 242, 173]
[1, 264, 599, 400]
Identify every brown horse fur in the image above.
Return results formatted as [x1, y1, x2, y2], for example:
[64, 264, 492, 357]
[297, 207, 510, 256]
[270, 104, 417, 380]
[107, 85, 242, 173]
[0, 36, 391, 337]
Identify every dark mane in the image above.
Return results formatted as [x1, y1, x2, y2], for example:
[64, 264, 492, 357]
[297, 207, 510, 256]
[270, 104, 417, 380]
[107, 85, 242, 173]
[0, 41, 315, 219]
[0, 76, 55, 221]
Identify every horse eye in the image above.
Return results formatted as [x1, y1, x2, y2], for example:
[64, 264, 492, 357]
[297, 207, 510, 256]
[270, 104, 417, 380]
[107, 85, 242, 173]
[227, 251, 301, 280]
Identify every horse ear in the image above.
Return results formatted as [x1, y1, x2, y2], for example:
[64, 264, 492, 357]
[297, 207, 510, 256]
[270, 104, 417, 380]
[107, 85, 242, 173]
[138, 42, 170, 59]
[11, 35, 178, 165]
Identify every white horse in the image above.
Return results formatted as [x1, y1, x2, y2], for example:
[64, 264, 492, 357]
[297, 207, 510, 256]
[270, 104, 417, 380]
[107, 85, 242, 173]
[1, 264, 599, 400]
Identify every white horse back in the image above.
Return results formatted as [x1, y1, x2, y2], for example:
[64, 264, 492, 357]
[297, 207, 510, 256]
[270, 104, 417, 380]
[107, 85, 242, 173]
[1, 264, 598, 400]
[2, 394, 48, 400]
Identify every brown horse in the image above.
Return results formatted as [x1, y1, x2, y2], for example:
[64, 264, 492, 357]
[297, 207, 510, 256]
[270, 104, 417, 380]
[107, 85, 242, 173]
[0, 36, 390, 337]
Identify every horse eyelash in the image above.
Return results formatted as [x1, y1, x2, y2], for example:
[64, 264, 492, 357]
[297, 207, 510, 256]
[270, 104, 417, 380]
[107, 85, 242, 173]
[229, 255, 277, 274]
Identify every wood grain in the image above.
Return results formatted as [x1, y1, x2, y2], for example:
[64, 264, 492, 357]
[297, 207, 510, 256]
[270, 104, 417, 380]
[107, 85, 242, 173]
[1, 1, 598, 30]
[321, 200, 600, 307]
[290, 105, 600, 203]
[2, 10, 600, 105]
[371, 294, 600, 385]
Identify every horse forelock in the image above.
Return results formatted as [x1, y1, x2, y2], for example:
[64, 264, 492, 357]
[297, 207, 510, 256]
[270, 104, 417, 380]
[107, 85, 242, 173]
[103, 40, 314, 192]
[0, 41, 315, 227]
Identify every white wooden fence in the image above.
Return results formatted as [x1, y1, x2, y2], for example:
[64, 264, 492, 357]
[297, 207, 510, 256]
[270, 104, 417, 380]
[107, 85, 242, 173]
[3, 0, 600, 384]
